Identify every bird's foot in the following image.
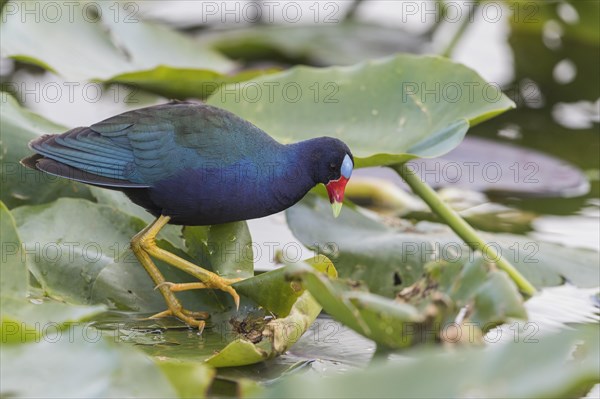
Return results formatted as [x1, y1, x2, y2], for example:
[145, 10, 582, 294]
[148, 308, 208, 331]
[131, 215, 243, 330]
[156, 276, 243, 310]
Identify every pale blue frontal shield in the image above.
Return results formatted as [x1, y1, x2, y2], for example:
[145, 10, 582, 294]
[341, 154, 353, 179]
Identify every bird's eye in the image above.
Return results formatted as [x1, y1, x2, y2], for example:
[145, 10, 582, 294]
[340, 154, 353, 179]
[329, 162, 336, 170]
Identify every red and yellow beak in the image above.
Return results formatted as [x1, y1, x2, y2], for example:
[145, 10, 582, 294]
[325, 176, 349, 218]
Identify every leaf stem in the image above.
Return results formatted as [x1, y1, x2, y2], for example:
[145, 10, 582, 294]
[439, 1, 480, 58]
[392, 163, 537, 297]
[345, 0, 366, 21]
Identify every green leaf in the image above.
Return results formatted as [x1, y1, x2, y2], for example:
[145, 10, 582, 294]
[9, 196, 330, 367]
[206, 258, 335, 367]
[88, 187, 153, 223]
[12, 198, 145, 304]
[0, 2, 277, 99]
[0, 95, 93, 208]
[181, 222, 255, 280]
[234, 255, 336, 317]
[94, 260, 330, 369]
[289, 261, 431, 349]
[469, 270, 528, 327]
[261, 326, 600, 398]
[401, 257, 527, 329]
[262, 280, 329, 354]
[0, 327, 178, 398]
[207, 54, 515, 167]
[109, 67, 278, 101]
[0, 202, 28, 297]
[205, 338, 269, 368]
[102, 16, 233, 74]
[157, 360, 216, 399]
[1, 296, 106, 344]
[205, 290, 324, 368]
[0, 2, 233, 81]
[89, 188, 186, 250]
[207, 222, 255, 279]
[201, 22, 427, 66]
[11, 198, 221, 312]
[287, 194, 600, 296]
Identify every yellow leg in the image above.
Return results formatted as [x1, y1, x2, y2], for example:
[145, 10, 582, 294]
[149, 308, 209, 321]
[131, 236, 206, 329]
[156, 282, 208, 291]
[130, 215, 241, 328]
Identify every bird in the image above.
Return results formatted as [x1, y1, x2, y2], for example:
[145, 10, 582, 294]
[21, 101, 354, 330]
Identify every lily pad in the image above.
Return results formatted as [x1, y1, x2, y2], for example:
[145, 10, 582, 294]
[183, 222, 255, 280]
[89, 187, 155, 223]
[0, 201, 28, 297]
[1, 296, 106, 344]
[289, 264, 423, 349]
[157, 360, 216, 399]
[109, 67, 278, 102]
[234, 255, 337, 317]
[89, 259, 334, 368]
[11, 198, 226, 312]
[0, 2, 232, 80]
[11, 196, 335, 367]
[288, 255, 526, 349]
[206, 283, 327, 368]
[207, 54, 515, 167]
[0, 327, 180, 398]
[199, 22, 426, 66]
[287, 194, 600, 297]
[402, 258, 527, 328]
[0, 2, 275, 99]
[262, 325, 600, 398]
[353, 136, 590, 198]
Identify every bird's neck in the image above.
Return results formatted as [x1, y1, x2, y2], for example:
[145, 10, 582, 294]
[262, 141, 320, 211]
[283, 139, 323, 184]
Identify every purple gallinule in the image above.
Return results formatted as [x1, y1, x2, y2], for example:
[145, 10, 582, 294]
[21, 101, 354, 329]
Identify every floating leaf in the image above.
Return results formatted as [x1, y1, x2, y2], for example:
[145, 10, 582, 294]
[206, 338, 269, 368]
[402, 258, 528, 329]
[234, 255, 336, 317]
[208, 54, 515, 167]
[261, 326, 600, 398]
[288, 254, 526, 349]
[205, 222, 255, 279]
[0, 2, 277, 99]
[352, 136, 589, 199]
[206, 257, 336, 367]
[157, 360, 216, 399]
[0, 2, 233, 81]
[11, 198, 225, 312]
[0, 201, 28, 297]
[88, 187, 154, 223]
[0, 296, 105, 344]
[287, 194, 600, 297]
[109, 67, 277, 101]
[200, 22, 426, 66]
[0, 327, 179, 398]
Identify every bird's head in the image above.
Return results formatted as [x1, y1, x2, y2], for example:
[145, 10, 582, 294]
[310, 137, 354, 218]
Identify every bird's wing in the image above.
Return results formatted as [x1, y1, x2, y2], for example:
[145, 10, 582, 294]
[21, 154, 146, 188]
[28, 126, 148, 186]
[90, 102, 277, 183]
[28, 102, 277, 186]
